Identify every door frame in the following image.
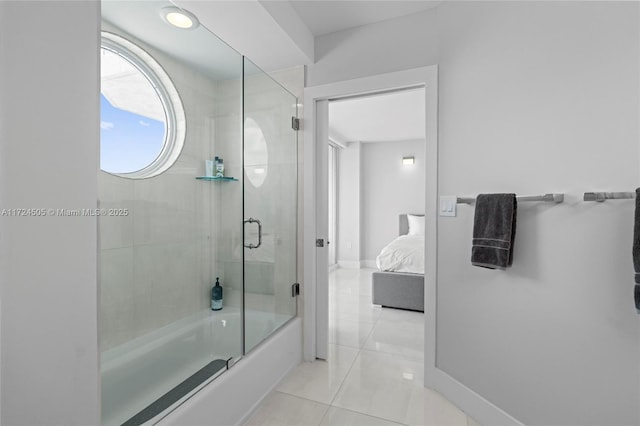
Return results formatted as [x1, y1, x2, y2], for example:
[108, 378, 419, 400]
[302, 66, 439, 383]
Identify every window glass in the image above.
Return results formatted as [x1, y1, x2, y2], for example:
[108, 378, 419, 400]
[100, 33, 184, 178]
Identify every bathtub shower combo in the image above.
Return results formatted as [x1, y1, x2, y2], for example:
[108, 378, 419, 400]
[99, 2, 299, 424]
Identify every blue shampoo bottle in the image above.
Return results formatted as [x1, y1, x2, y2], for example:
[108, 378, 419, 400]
[211, 277, 223, 311]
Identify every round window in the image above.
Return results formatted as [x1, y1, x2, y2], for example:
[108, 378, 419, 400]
[100, 32, 185, 178]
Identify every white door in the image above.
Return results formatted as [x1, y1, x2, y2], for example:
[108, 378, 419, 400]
[315, 99, 329, 360]
[327, 144, 337, 267]
[305, 66, 437, 368]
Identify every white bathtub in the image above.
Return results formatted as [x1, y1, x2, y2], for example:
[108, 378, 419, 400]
[101, 308, 296, 426]
[159, 317, 302, 426]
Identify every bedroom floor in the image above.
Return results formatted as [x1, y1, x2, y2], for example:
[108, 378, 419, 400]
[244, 268, 480, 426]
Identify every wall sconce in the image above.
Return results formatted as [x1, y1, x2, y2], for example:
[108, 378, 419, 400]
[402, 156, 415, 166]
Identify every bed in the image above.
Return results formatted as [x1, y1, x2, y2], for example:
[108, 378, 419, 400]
[372, 214, 425, 312]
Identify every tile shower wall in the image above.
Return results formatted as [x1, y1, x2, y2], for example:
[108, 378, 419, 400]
[212, 76, 243, 313]
[99, 23, 241, 351]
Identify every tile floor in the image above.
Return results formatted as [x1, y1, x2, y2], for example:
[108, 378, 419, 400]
[245, 268, 480, 426]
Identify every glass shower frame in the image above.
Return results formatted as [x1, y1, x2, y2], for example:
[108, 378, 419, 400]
[98, 3, 299, 424]
[242, 58, 299, 354]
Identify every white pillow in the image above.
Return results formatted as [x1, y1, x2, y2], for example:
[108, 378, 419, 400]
[407, 214, 425, 236]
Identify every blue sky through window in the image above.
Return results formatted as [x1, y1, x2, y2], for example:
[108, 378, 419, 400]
[100, 94, 166, 174]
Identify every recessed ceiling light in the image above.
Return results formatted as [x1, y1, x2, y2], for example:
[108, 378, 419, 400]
[161, 6, 200, 30]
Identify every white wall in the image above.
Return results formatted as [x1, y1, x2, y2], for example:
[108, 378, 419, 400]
[175, 0, 313, 73]
[336, 140, 425, 266]
[307, 8, 438, 87]
[361, 140, 425, 262]
[309, 2, 640, 425]
[436, 2, 639, 425]
[336, 142, 361, 265]
[0, 1, 100, 424]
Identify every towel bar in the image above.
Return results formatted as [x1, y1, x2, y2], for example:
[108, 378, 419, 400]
[583, 192, 636, 202]
[456, 193, 564, 205]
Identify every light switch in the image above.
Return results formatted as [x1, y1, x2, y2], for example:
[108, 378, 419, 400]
[439, 196, 457, 217]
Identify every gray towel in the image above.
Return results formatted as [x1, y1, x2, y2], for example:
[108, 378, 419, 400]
[471, 193, 517, 270]
[632, 188, 640, 311]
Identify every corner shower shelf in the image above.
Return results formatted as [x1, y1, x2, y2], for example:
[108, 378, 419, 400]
[196, 176, 238, 182]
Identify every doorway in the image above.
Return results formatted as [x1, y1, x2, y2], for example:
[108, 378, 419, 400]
[302, 66, 438, 369]
[325, 88, 426, 364]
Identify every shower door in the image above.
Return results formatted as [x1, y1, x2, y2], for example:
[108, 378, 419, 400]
[243, 58, 298, 353]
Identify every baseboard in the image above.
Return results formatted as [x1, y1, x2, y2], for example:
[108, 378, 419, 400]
[426, 365, 523, 426]
[361, 259, 377, 269]
[337, 260, 361, 269]
[328, 264, 338, 273]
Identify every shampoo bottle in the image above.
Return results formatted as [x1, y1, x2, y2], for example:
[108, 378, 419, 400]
[215, 157, 224, 177]
[211, 277, 223, 311]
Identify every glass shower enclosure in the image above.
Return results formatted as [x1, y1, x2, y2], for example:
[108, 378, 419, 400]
[243, 59, 298, 352]
[99, 2, 298, 424]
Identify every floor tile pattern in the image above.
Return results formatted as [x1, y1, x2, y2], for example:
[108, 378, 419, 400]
[245, 268, 478, 426]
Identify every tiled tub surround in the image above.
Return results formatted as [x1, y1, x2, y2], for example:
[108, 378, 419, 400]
[101, 309, 240, 425]
[99, 20, 245, 425]
[102, 308, 292, 426]
[99, 14, 304, 426]
[99, 22, 243, 352]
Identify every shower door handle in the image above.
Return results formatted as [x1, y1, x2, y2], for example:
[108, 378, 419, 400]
[243, 218, 262, 249]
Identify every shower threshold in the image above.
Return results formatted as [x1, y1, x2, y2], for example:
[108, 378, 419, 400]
[121, 358, 228, 426]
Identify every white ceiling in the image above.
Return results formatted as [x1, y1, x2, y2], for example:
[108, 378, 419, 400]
[287, 0, 442, 37]
[103, 1, 443, 76]
[329, 88, 425, 144]
[103, 0, 244, 79]
[102, 2, 427, 152]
